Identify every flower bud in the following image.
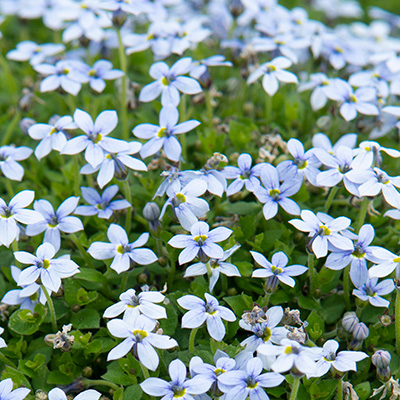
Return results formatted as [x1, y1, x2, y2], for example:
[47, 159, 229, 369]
[372, 350, 391, 369]
[342, 312, 359, 332]
[112, 9, 127, 28]
[143, 202, 160, 221]
[352, 322, 369, 340]
[265, 276, 279, 293]
[20, 117, 36, 135]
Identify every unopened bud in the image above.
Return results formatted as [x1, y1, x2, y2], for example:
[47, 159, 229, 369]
[143, 202, 160, 221]
[82, 366, 93, 377]
[20, 117, 36, 135]
[264, 276, 279, 293]
[342, 312, 359, 332]
[352, 322, 369, 340]
[372, 350, 391, 369]
[112, 9, 127, 28]
[48, 114, 61, 126]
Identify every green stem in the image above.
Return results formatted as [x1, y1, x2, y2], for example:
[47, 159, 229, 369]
[73, 156, 80, 197]
[189, 327, 199, 353]
[70, 233, 94, 269]
[265, 94, 272, 126]
[263, 291, 271, 307]
[308, 253, 316, 298]
[325, 186, 339, 213]
[167, 257, 176, 291]
[205, 90, 213, 130]
[355, 197, 369, 233]
[41, 285, 57, 332]
[0, 351, 17, 368]
[66, 95, 76, 114]
[343, 265, 351, 311]
[179, 97, 187, 163]
[12, 240, 20, 268]
[5, 180, 14, 198]
[337, 379, 343, 400]
[117, 28, 128, 141]
[121, 272, 129, 293]
[396, 288, 400, 357]
[123, 178, 132, 234]
[0, 54, 17, 95]
[289, 376, 301, 400]
[140, 363, 150, 379]
[82, 378, 120, 391]
[1, 111, 20, 146]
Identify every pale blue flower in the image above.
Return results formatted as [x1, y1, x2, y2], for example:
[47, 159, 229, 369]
[177, 293, 236, 341]
[168, 221, 232, 265]
[154, 167, 197, 198]
[218, 357, 285, 400]
[139, 58, 202, 106]
[0, 145, 32, 181]
[0, 190, 44, 248]
[28, 116, 77, 160]
[325, 224, 383, 287]
[74, 185, 131, 219]
[84, 59, 124, 93]
[312, 132, 357, 156]
[48, 388, 101, 400]
[353, 276, 395, 308]
[0, 379, 30, 400]
[107, 314, 178, 370]
[103, 287, 166, 321]
[223, 153, 264, 196]
[160, 179, 209, 231]
[7, 40, 64, 65]
[251, 251, 308, 290]
[133, 105, 200, 162]
[61, 109, 128, 168]
[254, 163, 301, 220]
[140, 359, 212, 399]
[257, 339, 320, 377]
[311, 340, 368, 377]
[80, 141, 147, 189]
[15, 242, 80, 293]
[240, 306, 288, 352]
[184, 245, 241, 292]
[88, 223, 157, 274]
[289, 210, 354, 258]
[247, 56, 298, 96]
[25, 197, 83, 252]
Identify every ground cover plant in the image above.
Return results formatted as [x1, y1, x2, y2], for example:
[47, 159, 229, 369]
[2, 0, 400, 399]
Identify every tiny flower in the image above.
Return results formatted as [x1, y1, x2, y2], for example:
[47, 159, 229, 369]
[84, 59, 124, 93]
[107, 314, 178, 371]
[88, 224, 157, 273]
[0, 190, 44, 248]
[61, 109, 128, 168]
[289, 210, 354, 258]
[247, 56, 298, 96]
[133, 105, 200, 162]
[218, 357, 285, 399]
[257, 339, 320, 377]
[240, 306, 288, 352]
[223, 153, 264, 196]
[312, 340, 368, 377]
[184, 245, 241, 292]
[251, 251, 308, 289]
[28, 116, 77, 160]
[353, 276, 395, 308]
[160, 179, 209, 231]
[0, 145, 32, 181]
[139, 58, 202, 106]
[15, 242, 80, 293]
[25, 197, 83, 252]
[140, 359, 212, 399]
[168, 221, 232, 265]
[254, 163, 302, 220]
[103, 287, 166, 321]
[48, 388, 101, 400]
[177, 293, 236, 341]
[74, 185, 131, 219]
[7, 41, 64, 65]
[0, 379, 30, 400]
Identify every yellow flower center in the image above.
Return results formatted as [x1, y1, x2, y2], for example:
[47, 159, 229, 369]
[319, 225, 331, 236]
[194, 235, 207, 243]
[157, 127, 167, 138]
[161, 76, 169, 86]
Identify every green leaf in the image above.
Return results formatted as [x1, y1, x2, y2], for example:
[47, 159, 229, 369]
[71, 308, 100, 329]
[306, 310, 325, 341]
[76, 268, 107, 284]
[2, 366, 31, 389]
[123, 385, 143, 400]
[113, 387, 124, 400]
[102, 362, 137, 386]
[309, 379, 337, 400]
[223, 293, 253, 317]
[226, 201, 262, 216]
[297, 296, 321, 311]
[235, 261, 253, 277]
[8, 303, 46, 335]
[321, 294, 346, 324]
[354, 382, 371, 400]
